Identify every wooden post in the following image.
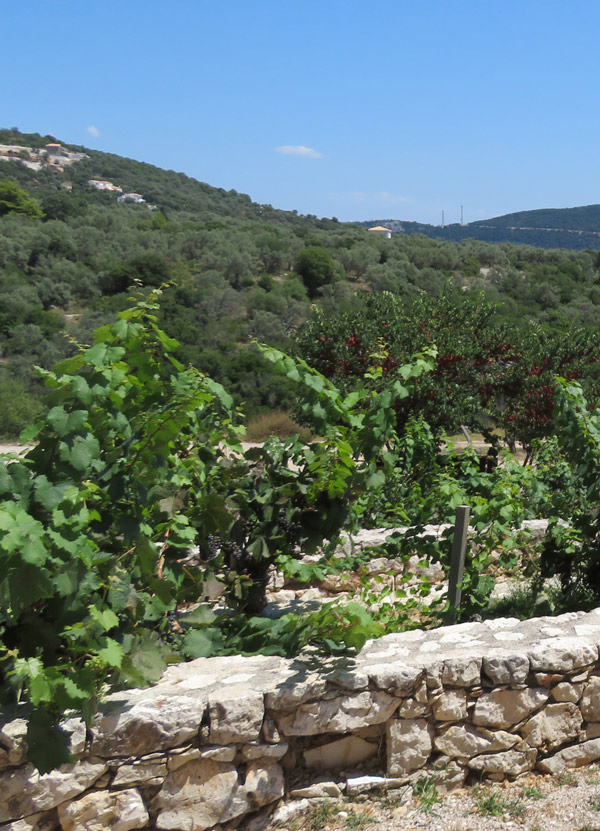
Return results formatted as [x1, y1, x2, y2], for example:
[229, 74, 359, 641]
[446, 505, 470, 624]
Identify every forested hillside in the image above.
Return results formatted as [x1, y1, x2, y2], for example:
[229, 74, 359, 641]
[359, 204, 600, 250]
[2, 128, 600, 439]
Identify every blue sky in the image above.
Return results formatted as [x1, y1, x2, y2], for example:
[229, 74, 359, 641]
[4, 1, 600, 224]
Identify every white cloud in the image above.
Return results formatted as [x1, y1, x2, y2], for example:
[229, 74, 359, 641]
[349, 190, 411, 204]
[276, 145, 324, 159]
[86, 125, 100, 137]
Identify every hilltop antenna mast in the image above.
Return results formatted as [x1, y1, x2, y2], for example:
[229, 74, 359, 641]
[461, 204, 464, 225]
[441, 210, 445, 227]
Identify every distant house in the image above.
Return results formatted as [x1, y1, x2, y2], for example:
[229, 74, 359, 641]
[117, 192, 145, 204]
[367, 225, 392, 239]
[45, 143, 64, 157]
[87, 179, 123, 193]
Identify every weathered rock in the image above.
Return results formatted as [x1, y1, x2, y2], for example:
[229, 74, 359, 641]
[366, 662, 422, 694]
[482, 654, 529, 686]
[154, 759, 246, 831]
[276, 691, 399, 736]
[551, 682, 582, 703]
[92, 695, 205, 757]
[580, 675, 600, 721]
[264, 676, 327, 709]
[0, 719, 28, 767]
[473, 688, 549, 729]
[442, 656, 482, 686]
[291, 781, 343, 798]
[303, 736, 377, 770]
[111, 758, 167, 787]
[57, 788, 148, 831]
[327, 671, 369, 691]
[0, 761, 107, 823]
[433, 761, 468, 792]
[244, 761, 285, 808]
[434, 724, 519, 759]
[208, 688, 264, 744]
[582, 723, 600, 741]
[387, 719, 433, 776]
[242, 742, 288, 761]
[271, 799, 310, 825]
[346, 775, 408, 796]
[521, 702, 582, 750]
[468, 748, 537, 777]
[528, 638, 597, 672]
[537, 738, 600, 773]
[0, 813, 57, 831]
[432, 689, 467, 721]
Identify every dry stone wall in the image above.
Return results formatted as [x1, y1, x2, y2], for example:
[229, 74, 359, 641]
[4, 608, 600, 831]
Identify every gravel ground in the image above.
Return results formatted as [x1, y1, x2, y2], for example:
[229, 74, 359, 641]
[262, 768, 600, 831]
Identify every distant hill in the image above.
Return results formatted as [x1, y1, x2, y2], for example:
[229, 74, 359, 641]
[358, 205, 600, 250]
[0, 128, 338, 228]
[4, 126, 600, 439]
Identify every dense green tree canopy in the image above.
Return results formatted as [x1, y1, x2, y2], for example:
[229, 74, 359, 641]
[0, 180, 43, 219]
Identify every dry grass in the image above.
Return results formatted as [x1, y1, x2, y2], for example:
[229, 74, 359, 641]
[244, 411, 312, 442]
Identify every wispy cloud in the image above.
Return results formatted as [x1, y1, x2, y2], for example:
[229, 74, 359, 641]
[349, 190, 411, 204]
[276, 145, 324, 159]
[86, 125, 100, 137]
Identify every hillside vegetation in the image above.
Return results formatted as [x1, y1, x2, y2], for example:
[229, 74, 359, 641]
[6, 131, 600, 771]
[2, 128, 600, 440]
[359, 204, 600, 250]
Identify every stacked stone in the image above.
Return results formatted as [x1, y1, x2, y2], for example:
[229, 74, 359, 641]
[3, 609, 600, 831]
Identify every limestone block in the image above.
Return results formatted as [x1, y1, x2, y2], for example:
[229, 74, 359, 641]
[537, 737, 600, 774]
[303, 735, 377, 770]
[58, 788, 148, 831]
[111, 759, 167, 787]
[242, 742, 288, 760]
[92, 695, 205, 757]
[0, 760, 107, 823]
[154, 759, 247, 831]
[473, 687, 549, 729]
[442, 656, 482, 687]
[387, 718, 433, 776]
[468, 748, 537, 777]
[261, 716, 280, 744]
[580, 675, 600, 721]
[61, 717, 87, 757]
[264, 676, 327, 710]
[482, 654, 529, 686]
[276, 691, 399, 736]
[0, 813, 56, 831]
[291, 781, 343, 798]
[271, 799, 310, 825]
[582, 723, 600, 741]
[0, 719, 28, 766]
[244, 761, 285, 809]
[534, 672, 563, 686]
[521, 702, 582, 750]
[434, 724, 519, 759]
[366, 662, 422, 695]
[209, 688, 264, 744]
[327, 671, 369, 691]
[345, 775, 408, 795]
[432, 689, 467, 721]
[398, 698, 427, 718]
[528, 638, 597, 672]
[551, 682, 582, 703]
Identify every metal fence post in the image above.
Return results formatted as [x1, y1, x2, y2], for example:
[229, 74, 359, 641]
[446, 505, 470, 624]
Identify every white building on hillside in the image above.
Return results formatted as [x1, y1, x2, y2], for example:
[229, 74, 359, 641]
[87, 179, 123, 193]
[117, 192, 145, 203]
[367, 225, 392, 239]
